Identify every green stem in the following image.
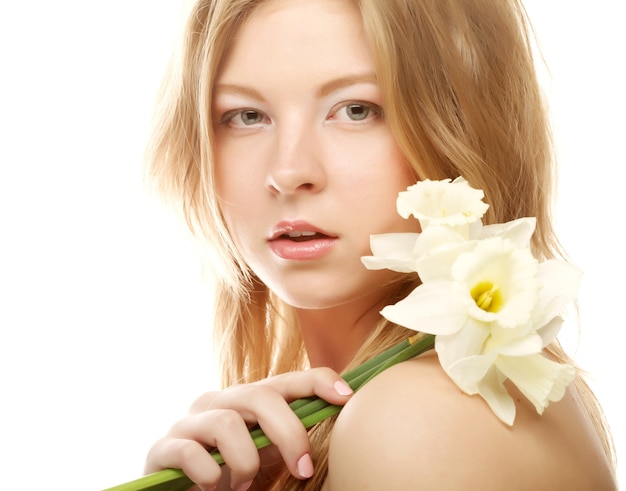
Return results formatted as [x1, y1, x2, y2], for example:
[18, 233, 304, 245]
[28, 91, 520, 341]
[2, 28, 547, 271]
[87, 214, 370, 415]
[101, 469, 192, 491]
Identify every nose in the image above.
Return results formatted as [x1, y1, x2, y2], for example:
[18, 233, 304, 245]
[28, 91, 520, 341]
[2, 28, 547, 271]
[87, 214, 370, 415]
[265, 124, 326, 196]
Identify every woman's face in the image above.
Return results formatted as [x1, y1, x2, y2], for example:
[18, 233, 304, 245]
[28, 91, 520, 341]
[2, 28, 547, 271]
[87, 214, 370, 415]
[213, 0, 419, 309]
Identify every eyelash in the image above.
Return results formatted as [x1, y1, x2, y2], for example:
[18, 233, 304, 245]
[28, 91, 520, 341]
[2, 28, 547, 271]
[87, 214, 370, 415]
[218, 101, 383, 128]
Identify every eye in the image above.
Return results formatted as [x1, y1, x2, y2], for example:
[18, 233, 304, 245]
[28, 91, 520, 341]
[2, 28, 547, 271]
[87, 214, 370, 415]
[221, 109, 269, 128]
[239, 110, 265, 125]
[345, 103, 370, 121]
[330, 102, 382, 123]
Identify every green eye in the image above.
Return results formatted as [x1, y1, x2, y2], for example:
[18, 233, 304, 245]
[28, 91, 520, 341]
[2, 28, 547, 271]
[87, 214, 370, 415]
[345, 104, 370, 121]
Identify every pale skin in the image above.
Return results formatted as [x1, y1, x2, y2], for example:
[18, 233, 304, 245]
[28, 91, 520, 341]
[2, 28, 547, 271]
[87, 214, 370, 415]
[144, 0, 617, 490]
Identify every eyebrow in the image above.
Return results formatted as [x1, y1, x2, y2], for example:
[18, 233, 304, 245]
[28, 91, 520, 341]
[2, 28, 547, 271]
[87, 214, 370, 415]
[317, 73, 378, 97]
[213, 84, 266, 101]
[213, 73, 378, 100]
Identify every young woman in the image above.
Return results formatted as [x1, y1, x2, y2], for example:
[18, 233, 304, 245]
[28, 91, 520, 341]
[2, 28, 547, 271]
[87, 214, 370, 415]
[143, 0, 617, 489]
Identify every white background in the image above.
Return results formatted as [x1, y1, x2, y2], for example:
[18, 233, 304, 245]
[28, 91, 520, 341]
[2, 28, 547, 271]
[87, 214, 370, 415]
[0, 1, 624, 489]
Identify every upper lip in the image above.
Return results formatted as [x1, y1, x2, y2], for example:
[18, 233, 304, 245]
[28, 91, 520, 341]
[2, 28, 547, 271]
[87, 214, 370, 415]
[268, 220, 336, 240]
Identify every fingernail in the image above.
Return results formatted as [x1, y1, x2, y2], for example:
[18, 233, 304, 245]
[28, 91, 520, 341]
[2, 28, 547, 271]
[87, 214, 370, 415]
[297, 453, 314, 478]
[334, 380, 353, 396]
[235, 480, 253, 491]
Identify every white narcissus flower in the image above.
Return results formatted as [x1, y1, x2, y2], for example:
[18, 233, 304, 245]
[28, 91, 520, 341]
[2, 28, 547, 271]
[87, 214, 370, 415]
[441, 347, 576, 424]
[452, 236, 541, 328]
[379, 235, 580, 425]
[396, 177, 489, 232]
[381, 236, 541, 332]
[438, 323, 576, 424]
[361, 177, 580, 425]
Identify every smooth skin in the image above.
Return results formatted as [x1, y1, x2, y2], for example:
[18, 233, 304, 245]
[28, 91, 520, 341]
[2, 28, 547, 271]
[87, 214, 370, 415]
[324, 352, 616, 490]
[145, 1, 617, 490]
[212, 0, 419, 372]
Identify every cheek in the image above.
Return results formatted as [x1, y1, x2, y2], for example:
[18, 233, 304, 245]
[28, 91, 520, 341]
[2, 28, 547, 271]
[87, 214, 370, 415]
[214, 152, 243, 203]
[333, 127, 415, 181]
[337, 141, 416, 212]
[213, 129, 268, 191]
[214, 145, 266, 225]
[214, 173, 254, 259]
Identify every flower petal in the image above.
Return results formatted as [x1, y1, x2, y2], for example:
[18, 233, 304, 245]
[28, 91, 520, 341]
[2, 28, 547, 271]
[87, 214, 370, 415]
[441, 352, 517, 425]
[380, 281, 467, 334]
[481, 217, 536, 248]
[535, 260, 582, 326]
[475, 367, 517, 425]
[414, 234, 477, 282]
[536, 316, 564, 347]
[488, 329, 543, 356]
[436, 320, 490, 367]
[413, 225, 467, 257]
[361, 233, 420, 272]
[496, 353, 576, 415]
[441, 350, 496, 393]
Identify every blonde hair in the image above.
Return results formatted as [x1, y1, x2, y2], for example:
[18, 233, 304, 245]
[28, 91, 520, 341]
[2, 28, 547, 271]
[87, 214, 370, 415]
[145, 0, 615, 488]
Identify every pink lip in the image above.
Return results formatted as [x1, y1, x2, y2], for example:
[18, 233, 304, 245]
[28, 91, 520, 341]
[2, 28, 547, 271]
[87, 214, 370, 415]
[268, 220, 338, 260]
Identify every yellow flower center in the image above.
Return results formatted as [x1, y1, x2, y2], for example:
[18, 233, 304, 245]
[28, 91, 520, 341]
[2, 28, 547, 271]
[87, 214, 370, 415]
[471, 281, 503, 313]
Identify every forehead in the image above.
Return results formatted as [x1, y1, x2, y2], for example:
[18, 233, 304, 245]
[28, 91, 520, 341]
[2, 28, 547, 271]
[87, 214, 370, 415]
[216, 0, 375, 85]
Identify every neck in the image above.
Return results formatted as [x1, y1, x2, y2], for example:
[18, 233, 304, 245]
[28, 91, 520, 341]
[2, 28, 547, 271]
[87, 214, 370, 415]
[296, 294, 387, 373]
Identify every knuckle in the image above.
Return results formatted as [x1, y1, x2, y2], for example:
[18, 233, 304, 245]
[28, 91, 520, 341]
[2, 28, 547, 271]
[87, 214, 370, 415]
[177, 439, 203, 462]
[227, 454, 260, 477]
[174, 440, 221, 486]
[189, 390, 221, 413]
[242, 382, 282, 406]
[214, 408, 245, 433]
[254, 384, 283, 403]
[169, 417, 191, 436]
[311, 366, 339, 380]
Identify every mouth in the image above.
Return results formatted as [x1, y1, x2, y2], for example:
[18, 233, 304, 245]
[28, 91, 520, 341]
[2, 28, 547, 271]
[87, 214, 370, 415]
[269, 221, 336, 242]
[278, 231, 330, 242]
[268, 221, 338, 260]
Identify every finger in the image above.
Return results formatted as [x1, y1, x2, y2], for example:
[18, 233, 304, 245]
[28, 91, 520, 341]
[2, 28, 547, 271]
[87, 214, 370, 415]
[178, 368, 353, 482]
[204, 384, 319, 479]
[170, 409, 261, 488]
[144, 436, 222, 490]
[189, 368, 353, 416]
[257, 367, 354, 405]
[188, 391, 222, 415]
[205, 369, 353, 480]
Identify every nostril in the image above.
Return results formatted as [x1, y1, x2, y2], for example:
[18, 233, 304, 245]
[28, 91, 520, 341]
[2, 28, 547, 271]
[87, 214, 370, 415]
[265, 154, 326, 194]
[267, 182, 280, 195]
[267, 181, 316, 195]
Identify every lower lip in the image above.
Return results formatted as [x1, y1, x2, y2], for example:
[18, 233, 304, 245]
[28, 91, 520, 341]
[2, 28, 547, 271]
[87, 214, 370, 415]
[269, 237, 337, 260]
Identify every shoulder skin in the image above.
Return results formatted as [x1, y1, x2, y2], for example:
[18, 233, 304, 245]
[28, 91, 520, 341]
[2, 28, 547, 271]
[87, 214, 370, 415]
[323, 352, 616, 491]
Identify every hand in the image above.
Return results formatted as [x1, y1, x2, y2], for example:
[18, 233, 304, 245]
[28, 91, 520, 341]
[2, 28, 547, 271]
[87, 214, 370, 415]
[144, 368, 354, 491]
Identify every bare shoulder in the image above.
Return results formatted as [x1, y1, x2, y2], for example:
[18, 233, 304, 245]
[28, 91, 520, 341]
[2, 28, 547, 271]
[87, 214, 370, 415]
[323, 352, 616, 491]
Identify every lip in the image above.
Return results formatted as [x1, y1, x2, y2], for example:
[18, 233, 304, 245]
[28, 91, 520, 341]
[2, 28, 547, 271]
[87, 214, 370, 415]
[268, 220, 338, 260]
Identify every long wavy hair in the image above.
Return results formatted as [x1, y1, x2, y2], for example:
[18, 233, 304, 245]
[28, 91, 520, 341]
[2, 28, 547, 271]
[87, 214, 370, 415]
[145, 0, 616, 488]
